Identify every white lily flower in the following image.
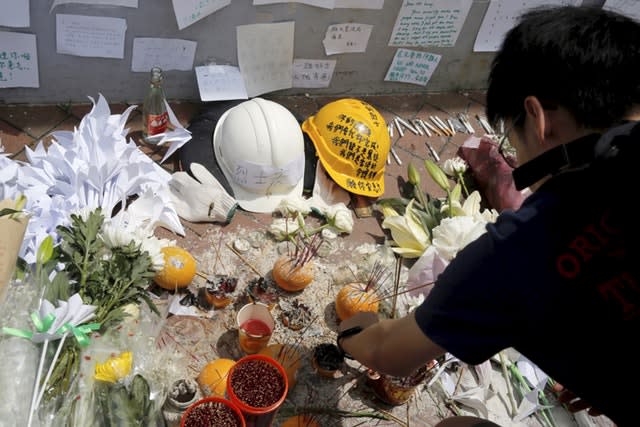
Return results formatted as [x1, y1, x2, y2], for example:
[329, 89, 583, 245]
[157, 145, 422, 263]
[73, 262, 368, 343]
[269, 217, 303, 241]
[461, 191, 499, 222]
[381, 199, 430, 258]
[443, 157, 468, 176]
[322, 202, 354, 234]
[431, 216, 488, 261]
[276, 196, 312, 217]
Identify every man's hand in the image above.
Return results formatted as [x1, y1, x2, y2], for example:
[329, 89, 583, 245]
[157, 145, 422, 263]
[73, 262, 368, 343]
[552, 383, 602, 417]
[338, 311, 379, 333]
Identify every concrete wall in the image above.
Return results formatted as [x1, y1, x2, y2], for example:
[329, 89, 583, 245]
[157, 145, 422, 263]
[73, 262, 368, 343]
[0, 0, 604, 104]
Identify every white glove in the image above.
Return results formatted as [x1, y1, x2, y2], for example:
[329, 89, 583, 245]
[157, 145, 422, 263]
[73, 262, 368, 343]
[169, 163, 238, 223]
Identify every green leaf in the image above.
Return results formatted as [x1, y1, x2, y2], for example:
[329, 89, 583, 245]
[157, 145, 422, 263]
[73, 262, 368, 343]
[0, 208, 22, 218]
[424, 159, 450, 192]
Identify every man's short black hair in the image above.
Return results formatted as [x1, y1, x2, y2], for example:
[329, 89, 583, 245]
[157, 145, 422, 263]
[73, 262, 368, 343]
[486, 6, 640, 129]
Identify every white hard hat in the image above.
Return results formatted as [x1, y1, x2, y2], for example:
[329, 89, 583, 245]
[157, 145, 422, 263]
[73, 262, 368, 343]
[212, 98, 305, 213]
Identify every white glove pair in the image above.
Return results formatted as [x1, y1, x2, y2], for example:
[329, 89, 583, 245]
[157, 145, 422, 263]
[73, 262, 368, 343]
[169, 163, 238, 223]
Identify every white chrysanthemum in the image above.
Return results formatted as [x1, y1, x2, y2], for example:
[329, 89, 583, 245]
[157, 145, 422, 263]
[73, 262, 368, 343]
[277, 196, 312, 217]
[442, 157, 467, 176]
[139, 235, 167, 271]
[100, 222, 137, 248]
[323, 202, 354, 234]
[431, 216, 487, 261]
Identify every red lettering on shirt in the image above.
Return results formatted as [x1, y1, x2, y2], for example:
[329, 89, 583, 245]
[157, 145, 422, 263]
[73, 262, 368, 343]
[597, 272, 640, 320]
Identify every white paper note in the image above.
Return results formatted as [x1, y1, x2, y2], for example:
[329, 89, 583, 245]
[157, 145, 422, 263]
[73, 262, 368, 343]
[195, 65, 249, 101]
[253, 0, 335, 8]
[388, 0, 472, 48]
[323, 23, 373, 55]
[237, 21, 294, 97]
[603, 0, 640, 22]
[384, 48, 441, 86]
[50, 0, 138, 11]
[0, 32, 39, 88]
[172, 0, 231, 30]
[473, 0, 580, 52]
[292, 59, 336, 88]
[132, 38, 196, 72]
[56, 14, 127, 59]
[335, 0, 383, 8]
[0, 0, 30, 27]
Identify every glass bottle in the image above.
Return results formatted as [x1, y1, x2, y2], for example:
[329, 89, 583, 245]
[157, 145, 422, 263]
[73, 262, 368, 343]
[142, 66, 169, 143]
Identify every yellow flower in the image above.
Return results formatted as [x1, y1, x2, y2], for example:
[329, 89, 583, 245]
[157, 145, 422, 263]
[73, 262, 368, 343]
[94, 351, 133, 383]
[381, 200, 430, 258]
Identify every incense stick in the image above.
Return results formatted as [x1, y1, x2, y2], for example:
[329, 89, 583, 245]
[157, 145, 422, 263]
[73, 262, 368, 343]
[373, 282, 434, 303]
[225, 242, 262, 277]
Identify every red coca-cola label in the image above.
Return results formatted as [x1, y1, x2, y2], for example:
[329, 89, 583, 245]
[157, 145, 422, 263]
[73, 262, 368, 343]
[146, 112, 169, 135]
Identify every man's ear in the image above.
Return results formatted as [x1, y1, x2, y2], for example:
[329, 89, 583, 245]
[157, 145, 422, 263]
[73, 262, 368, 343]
[523, 96, 549, 144]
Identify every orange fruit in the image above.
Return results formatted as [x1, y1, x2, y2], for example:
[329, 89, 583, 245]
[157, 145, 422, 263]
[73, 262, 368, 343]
[335, 283, 379, 322]
[153, 246, 197, 290]
[280, 415, 320, 427]
[272, 256, 314, 292]
[197, 358, 236, 397]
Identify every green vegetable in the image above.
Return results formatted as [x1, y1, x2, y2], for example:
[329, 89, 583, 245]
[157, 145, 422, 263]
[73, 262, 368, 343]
[43, 209, 159, 402]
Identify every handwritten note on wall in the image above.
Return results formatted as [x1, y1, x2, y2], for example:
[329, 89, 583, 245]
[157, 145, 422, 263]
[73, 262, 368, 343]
[237, 21, 295, 97]
[292, 59, 336, 88]
[389, 0, 472, 48]
[172, 0, 231, 30]
[131, 38, 196, 72]
[323, 23, 373, 55]
[384, 48, 441, 86]
[474, 0, 579, 52]
[56, 14, 127, 59]
[0, 0, 30, 28]
[603, 0, 640, 22]
[0, 32, 39, 88]
[195, 65, 248, 101]
[50, 0, 138, 11]
[254, 0, 334, 8]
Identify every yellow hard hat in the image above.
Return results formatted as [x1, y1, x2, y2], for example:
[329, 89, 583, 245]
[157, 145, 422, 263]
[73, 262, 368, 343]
[302, 98, 390, 197]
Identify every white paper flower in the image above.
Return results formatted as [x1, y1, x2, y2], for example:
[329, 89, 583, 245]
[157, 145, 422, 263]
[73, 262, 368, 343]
[277, 196, 312, 217]
[322, 202, 354, 234]
[431, 216, 488, 261]
[443, 156, 468, 176]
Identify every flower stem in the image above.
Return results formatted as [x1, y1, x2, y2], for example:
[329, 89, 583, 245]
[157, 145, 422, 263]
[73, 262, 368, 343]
[457, 172, 470, 198]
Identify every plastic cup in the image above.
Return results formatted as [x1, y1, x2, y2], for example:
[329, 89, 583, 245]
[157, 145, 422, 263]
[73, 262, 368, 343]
[236, 303, 274, 354]
[226, 354, 288, 427]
